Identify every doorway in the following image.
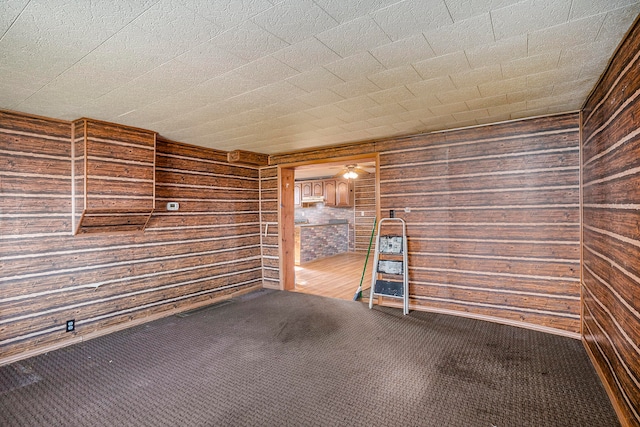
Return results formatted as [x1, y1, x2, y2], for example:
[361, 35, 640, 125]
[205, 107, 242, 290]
[278, 155, 379, 301]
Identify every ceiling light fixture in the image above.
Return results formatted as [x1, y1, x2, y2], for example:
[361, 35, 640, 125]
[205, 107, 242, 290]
[343, 165, 358, 180]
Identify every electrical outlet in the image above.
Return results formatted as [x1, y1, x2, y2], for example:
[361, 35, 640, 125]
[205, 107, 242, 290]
[66, 319, 75, 332]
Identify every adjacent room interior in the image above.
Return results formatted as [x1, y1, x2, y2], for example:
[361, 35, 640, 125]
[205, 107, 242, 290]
[1, 1, 639, 426]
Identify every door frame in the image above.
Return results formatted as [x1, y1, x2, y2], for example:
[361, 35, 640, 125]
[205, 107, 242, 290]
[277, 153, 381, 291]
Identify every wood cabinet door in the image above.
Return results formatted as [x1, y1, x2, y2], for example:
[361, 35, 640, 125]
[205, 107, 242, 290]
[324, 180, 336, 206]
[294, 183, 301, 207]
[336, 180, 351, 206]
[301, 182, 312, 197]
[313, 181, 323, 197]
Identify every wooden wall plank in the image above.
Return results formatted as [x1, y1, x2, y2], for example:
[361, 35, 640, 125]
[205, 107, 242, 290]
[0, 110, 262, 363]
[268, 113, 581, 336]
[581, 15, 640, 427]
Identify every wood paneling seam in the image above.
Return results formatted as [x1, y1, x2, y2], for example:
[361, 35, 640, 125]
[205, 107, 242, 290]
[381, 166, 580, 183]
[583, 244, 640, 285]
[380, 127, 578, 155]
[583, 87, 640, 147]
[413, 295, 580, 318]
[1, 270, 264, 325]
[584, 225, 640, 248]
[583, 264, 640, 321]
[410, 266, 580, 281]
[583, 127, 640, 167]
[380, 146, 578, 168]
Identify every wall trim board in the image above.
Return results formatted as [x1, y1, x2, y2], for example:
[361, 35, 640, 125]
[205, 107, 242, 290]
[583, 337, 634, 427]
[0, 285, 260, 367]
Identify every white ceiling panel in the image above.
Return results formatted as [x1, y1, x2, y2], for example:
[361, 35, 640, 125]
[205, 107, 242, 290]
[315, 15, 391, 57]
[369, 34, 436, 68]
[0, 0, 638, 154]
[371, 0, 453, 41]
[252, 0, 338, 44]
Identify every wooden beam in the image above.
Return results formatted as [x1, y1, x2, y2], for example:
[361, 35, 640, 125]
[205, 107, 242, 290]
[227, 149, 269, 166]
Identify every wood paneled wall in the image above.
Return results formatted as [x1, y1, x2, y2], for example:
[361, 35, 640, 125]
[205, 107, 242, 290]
[259, 166, 280, 289]
[0, 111, 262, 363]
[268, 114, 581, 336]
[380, 113, 581, 335]
[72, 118, 156, 233]
[354, 171, 376, 252]
[581, 16, 640, 426]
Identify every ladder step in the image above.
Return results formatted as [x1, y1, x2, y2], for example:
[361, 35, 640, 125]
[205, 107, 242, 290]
[373, 280, 404, 297]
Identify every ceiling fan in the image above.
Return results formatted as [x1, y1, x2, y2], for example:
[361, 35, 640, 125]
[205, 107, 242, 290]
[334, 164, 370, 180]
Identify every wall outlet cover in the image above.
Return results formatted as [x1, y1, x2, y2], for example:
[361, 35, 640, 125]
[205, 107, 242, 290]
[166, 202, 179, 211]
[66, 319, 75, 332]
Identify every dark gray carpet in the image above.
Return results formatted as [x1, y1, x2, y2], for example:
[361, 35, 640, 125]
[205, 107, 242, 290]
[0, 290, 619, 426]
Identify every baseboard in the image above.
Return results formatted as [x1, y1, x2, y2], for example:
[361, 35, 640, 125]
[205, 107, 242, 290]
[373, 300, 581, 340]
[0, 286, 258, 367]
[582, 338, 632, 427]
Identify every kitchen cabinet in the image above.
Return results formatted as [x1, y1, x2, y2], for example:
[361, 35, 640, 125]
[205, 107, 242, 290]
[312, 181, 323, 197]
[323, 180, 336, 206]
[301, 181, 312, 198]
[295, 178, 352, 207]
[336, 179, 351, 207]
[294, 183, 301, 207]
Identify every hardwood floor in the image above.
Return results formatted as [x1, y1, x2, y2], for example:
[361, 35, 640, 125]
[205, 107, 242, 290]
[294, 252, 373, 301]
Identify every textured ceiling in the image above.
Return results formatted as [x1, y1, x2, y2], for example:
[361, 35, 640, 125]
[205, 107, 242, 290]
[1, 1, 638, 154]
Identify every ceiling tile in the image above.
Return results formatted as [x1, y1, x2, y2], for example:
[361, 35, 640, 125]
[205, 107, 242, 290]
[0, 0, 29, 36]
[501, 51, 561, 79]
[369, 34, 436, 68]
[178, 0, 274, 30]
[371, 0, 453, 41]
[449, 64, 503, 89]
[331, 78, 382, 98]
[444, 0, 522, 22]
[252, 0, 338, 44]
[133, 0, 222, 53]
[478, 75, 527, 97]
[465, 94, 508, 110]
[424, 13, 495, 55]
[367, 65, 423, 90]
[0, 81, 36, 109]
[453, 108, 489, 122]
[399, 95, 442, 111]
[413, 51, 470, 80]
[210, 20, 290, 61]
[368, 86, 415, 104]
[528, 14, 606, 56]
[176, 41, 249, 78]
[313, 0, 399, 23]
[251, 80, 309, 102]
[596, 3, 640, 42]
[526, 65, 582, 88]
[235, 56, 299, 85]
[286, 67, 344, 92]
[406, 76, 456, 96]
[464, 34, 528, 69]
[324, 52, 386, 81]
[335, 95, 379, 112]
[272, 37, 342, 72]
[436, 86, 481, 104]
[296, 89, 344, 107]
[305, 104, 347, 119]
[316, 15, 392, 57]
[430, 102, 469, 116]
[490, 0, 572, 40]
[570, 0, 638, 20]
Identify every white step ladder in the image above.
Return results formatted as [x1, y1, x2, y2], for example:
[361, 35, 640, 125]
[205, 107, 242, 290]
[368, 218, 409, 315]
